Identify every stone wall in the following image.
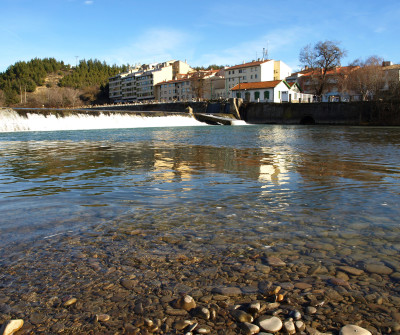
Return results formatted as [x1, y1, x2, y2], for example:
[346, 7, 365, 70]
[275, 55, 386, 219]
[239, 101, 400, 126]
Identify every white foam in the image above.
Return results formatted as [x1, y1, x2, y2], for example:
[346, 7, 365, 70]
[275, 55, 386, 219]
[0, 109, 205, 132]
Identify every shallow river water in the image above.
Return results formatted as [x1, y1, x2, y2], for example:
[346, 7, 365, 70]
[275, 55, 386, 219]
[0, 124, 400, 334]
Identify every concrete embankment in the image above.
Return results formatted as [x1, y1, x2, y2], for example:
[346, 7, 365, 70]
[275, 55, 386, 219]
[239, 101, 400, 126]
[7, 99, 400, 126]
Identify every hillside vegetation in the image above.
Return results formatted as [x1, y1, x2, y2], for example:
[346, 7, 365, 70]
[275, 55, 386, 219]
[0, 58, 128, 107]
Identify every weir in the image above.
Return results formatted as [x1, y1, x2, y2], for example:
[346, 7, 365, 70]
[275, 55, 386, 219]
[0, 108, 206, 132]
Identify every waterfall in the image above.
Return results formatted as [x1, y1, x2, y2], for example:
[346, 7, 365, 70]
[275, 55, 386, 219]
[0, 108, 205, 132]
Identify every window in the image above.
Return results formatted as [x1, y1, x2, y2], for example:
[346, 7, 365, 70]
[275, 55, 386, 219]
[255, 91, 260, 100]
[255, 74, 258, 79]
[243, 76, 246, 80]
[264, 91, 270, 100]
[236, 92, 240, 98]
[239, 69, 242, 73]
[251, 75, 253, 79]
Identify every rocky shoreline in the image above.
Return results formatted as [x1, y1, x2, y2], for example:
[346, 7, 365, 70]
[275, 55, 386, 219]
[1, 219, 400, 335]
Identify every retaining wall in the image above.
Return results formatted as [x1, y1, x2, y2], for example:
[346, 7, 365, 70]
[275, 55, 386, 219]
[239, 101, 400, 126]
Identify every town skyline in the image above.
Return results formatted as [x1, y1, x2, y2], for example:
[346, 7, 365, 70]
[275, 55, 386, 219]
[1, 0, 400, 73]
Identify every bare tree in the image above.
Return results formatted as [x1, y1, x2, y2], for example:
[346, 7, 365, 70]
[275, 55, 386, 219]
[345, 56, 386, 101]
[299, 40, 347, 96]
[62, 88, 81, 107]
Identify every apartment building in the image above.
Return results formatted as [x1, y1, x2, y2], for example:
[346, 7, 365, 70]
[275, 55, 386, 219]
[109, 60, 192, 103]
[155, 69, 227, 101]
[225, 59, 292, 96]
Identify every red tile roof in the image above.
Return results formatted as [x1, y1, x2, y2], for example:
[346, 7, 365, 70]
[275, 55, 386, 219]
[299, 66, 358, 77]
[231, 80, 285, 91]
[227, 60, 271, 70]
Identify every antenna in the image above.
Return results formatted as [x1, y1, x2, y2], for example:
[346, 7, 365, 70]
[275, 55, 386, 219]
[266, 41, 269, 59]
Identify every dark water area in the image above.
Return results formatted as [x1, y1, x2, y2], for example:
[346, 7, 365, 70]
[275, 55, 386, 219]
[1, 125, 400, 334]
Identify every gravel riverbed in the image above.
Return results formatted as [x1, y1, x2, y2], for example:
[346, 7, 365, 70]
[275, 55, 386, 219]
[1, 216, 400, 335]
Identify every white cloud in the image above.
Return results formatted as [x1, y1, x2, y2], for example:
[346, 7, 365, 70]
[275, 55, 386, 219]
[192, 26, 312, 70]
[104, 28, 194, 65]
[84, 1, 94, 5]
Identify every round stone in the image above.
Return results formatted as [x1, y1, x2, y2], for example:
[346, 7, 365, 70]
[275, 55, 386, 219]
[191, 306, 210, 320]
[364, 263, 393, 275]
[211, 286, 242, 296]
[174, 295, 196, 311]
[339, 324, 372, 335]
[306, 306, 317, 314]
[96, 314, 110, 322]
[63, 297, 77, 307]
[284, 319, 296, 334]
[231, 309, 254, 323]
[258, 316, 283, 333]
[0, 319, 24, 335]
[241, 322, 260, 335]
[266, 256, 286, 267]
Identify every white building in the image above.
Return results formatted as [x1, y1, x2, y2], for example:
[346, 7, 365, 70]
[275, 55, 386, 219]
[231, 80, 312, 103]
[155, 69, 227, 102]
[109, 60, 192, 103]
[225, 59, 292, 97]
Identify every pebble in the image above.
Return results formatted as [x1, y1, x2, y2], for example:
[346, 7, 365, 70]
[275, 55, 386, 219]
[289, 310, 302, 320]
[174, 295, 196, 311]
[257, 316, 283, 333]
[211, 287, 242, 296]
[174, 320, 192, 331]
[364, 263, 393, 275]
[196, 326, 211, 334]
[339, 324, 372, 335]
[266, 256, 286, 267]
[284, 319, 296, 334]
[241, 322, 260, 335]
[337, 266, 364, 276]
[191, 306, 210, 320]
[231, 309, 254, 323]
[295, 320, 306, 331]
[63, 297, 77, 307]
[329, 277, 351, 288]
[96, 314, 110, 322]
[120, 278, 138, 290]
[306, 306, 317, 314]
[248, 302, 261, 314]
[294, 282, 312, 290]
[0, 319, 24, 335]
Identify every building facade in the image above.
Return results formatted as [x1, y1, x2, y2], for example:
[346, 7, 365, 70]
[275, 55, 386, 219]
[225, 59, 292, 97]
[109, 60, 192, 103]
[231, 80, 312, 103]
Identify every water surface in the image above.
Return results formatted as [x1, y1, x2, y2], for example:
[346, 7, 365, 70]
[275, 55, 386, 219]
[1, 125, 399, 262]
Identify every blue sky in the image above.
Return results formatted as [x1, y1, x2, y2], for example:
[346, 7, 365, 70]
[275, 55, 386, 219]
[1, 0, 400, 73]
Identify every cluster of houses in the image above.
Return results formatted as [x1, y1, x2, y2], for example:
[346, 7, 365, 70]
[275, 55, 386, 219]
[108, 58, 400, 104]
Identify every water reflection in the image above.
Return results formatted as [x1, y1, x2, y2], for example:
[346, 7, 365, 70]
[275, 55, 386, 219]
[0, 125, 399, 248]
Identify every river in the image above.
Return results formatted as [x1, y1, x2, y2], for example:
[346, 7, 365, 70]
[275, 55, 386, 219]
[0, 123, 399, 334]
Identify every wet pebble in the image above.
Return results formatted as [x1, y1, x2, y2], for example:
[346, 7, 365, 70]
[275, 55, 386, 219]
[339, 324, 372, 335]
[257, 315, 283, 333]
[0, 319, 24, 335]
[240, 322, 260, 335]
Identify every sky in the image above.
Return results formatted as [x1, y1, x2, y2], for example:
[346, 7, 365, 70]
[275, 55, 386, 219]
[1, 0, 400, 73]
